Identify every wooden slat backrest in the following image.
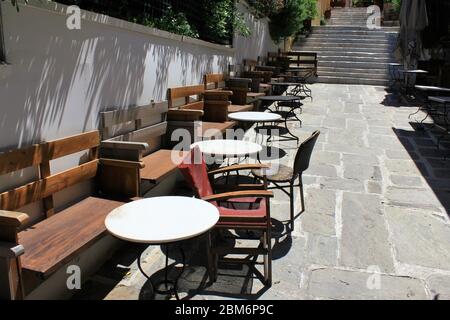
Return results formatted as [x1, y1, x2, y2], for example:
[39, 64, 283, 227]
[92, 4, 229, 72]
[0, 131, 100, 176]
[43, 131, 100, 161]
[0, 145, 44, 176]
[267, 52, 279, 62]
[243, 59, 258, 72]
[0, 131, 100, 216]
[168, 85, 205, 108]
[109, 122, 168, 144]
[204, 74, 226, 90]
[101, 101, 168, 129]
[100, 101, 168, 140]
[287, 51, 318, 68]
[0, 160, 98, 211]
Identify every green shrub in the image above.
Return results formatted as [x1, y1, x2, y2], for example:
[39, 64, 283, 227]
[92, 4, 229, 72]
[268, 0, 317, 43]
[149, 6, 199, 38]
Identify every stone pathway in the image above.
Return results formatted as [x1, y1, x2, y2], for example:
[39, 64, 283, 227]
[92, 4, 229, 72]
[74, 84, 450, 300]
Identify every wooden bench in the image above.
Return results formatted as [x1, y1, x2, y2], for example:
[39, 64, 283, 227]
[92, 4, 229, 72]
[99, 101, 187, 197]
[0, 131, 132, 299]
[204, 73, 254, 113]
[226, 78, 265, 106]
[285, 51, 318, 77]
[166, 85, 236, 145]
[243, 59, 275, 91]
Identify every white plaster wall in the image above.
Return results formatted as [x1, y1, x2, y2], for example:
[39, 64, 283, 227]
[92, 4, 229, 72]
[233, 1, 280, 63]
[0, 1, 233, 151]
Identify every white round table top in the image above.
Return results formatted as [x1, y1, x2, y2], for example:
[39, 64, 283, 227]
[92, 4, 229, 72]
[191, 139, 262, 157]
[228, 112, 282, 123]
[105, 197, 219, 244]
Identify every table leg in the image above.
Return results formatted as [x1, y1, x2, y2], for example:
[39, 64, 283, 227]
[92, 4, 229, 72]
[137, 244, 186, 300]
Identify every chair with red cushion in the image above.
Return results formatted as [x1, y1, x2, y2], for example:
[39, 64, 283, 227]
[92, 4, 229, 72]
[178, 147, 274, 286]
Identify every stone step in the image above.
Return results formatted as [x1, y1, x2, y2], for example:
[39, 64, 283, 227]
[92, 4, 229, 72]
[319, 55, 393, 63]
[308, 31, 398, 40]
[330, 18, 369, 23]
[309, 31, 398, 40]
[318, 60, 392, 69]
[312, 26, 400, 32]
[318, 70, 390, 80]
[317, 66, 390, 75]
[309, 29, 393, 35]
[330, 16, 369, 19]
[316, 75, 389, 86]
[294, 38, 396, 49]
[315, 51, 395, 59]
[331, 8, 371, 12]
[304, 36, 395, 46]
[294, 46, 393, 54]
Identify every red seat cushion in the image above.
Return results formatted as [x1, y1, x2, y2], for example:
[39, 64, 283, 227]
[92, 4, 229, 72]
[217, 197, 267, 223]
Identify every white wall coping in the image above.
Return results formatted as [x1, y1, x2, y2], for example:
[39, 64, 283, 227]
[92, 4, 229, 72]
[14, 0, 235, 54]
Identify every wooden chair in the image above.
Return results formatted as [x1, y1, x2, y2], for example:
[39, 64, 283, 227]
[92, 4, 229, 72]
[204, 73, 254, 113]
[166, 85, 236, 146]
[252, 131, 321, 231]
[178, 148, 274, 286]
[99, 101, 187, 197]
[0, 131, 133, 299]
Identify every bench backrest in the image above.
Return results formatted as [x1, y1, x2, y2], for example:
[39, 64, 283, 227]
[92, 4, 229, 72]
[286, 51, 318, 69]
[167, 83, 231, 123]
[168, 85, 205, 110]
[204, 73, 226, 91]
[243, 59, 258, 72]
[0, 131, 100, 218]
[100, 102, 168, 155]
[225, 78, 251, 105]
[267, 52, 279, 64]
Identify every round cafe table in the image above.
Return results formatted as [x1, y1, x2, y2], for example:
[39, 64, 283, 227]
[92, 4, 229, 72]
[257, 96, 302, 143]
[191, 139, 262, 158]
[228, 111, 282, 123]
[105, 196, 219, 300]
[228, 112, 282, 145]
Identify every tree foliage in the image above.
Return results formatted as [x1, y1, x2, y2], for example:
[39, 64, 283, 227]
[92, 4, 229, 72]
[266, 0, 318, 43]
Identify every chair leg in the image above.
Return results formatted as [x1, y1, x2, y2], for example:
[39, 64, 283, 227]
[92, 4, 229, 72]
[263, 230, 272, 287]
[289, 183, 295, 231]
[206, 231, 216, 284]
[299, 175, 305, 213]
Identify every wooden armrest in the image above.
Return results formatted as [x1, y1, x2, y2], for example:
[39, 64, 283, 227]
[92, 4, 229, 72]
[208, 164, 269, 176]
[101, 141, 149, 151]
[227, 87, 249, 93]
[202, 190, 273, 202]
[0, 211, 29, 228]
[0, 242, 25, 258]
[167, 109, 204, 121]
[168, 109, 204, 116]
[204, 90, 233, 97]
[99, 158, 145, 169]
[214, 183, 266, 191]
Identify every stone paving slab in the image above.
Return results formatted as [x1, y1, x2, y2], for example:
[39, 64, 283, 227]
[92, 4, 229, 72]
[308, 268, 428, 300]
[385, 206, 450, 271]
[426, 275, 450, 300]
[340, 193, 395, 273]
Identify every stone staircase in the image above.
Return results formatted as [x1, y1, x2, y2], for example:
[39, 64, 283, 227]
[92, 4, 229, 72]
[293, 7, 399, 86]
